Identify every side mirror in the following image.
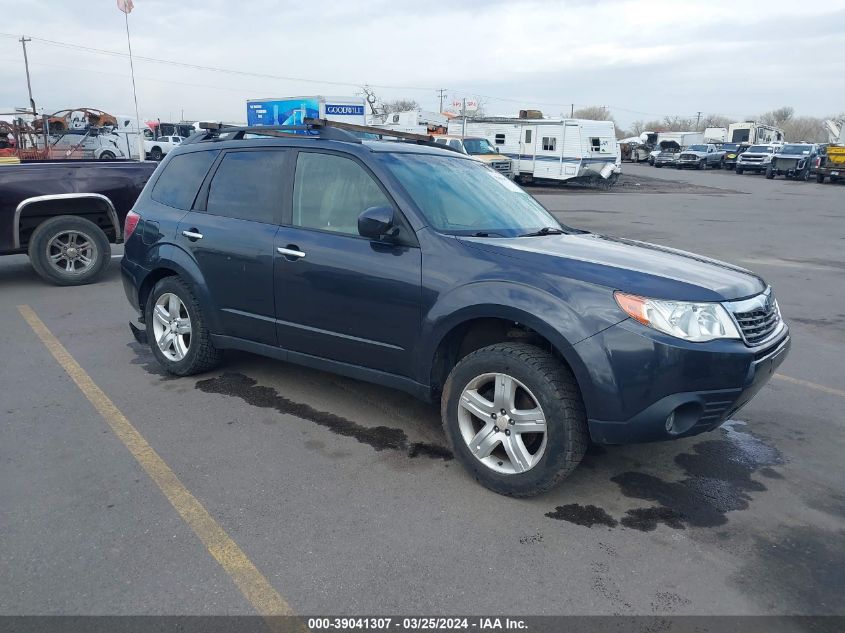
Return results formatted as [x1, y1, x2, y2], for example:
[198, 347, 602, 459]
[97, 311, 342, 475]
[358, 206, 396, 241]
[495, 147, 500, 153]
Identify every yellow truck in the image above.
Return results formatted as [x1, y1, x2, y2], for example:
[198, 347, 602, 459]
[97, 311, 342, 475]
[817, 119, 845, 183]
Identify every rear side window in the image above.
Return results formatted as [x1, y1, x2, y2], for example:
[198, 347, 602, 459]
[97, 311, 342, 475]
[206, 150, 288, 224]
[293, 152, 392, 236]
[152, 150, 218, 210]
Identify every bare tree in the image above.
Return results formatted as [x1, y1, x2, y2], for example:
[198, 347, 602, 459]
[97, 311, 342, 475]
[382, 99, 420, 114]
[782, 116, 827, 143]
[757, 106, 795, 127]
[699, 114, 733, 129]
[573, 106, 613, 121]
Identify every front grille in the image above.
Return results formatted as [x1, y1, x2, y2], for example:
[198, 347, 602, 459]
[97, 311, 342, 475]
[491, 160, 511, 174]
[733, 302, 781, 345]
[775, 158, 798, 169]
[679, 153, 697, 160]
[742, 156, 763, 162]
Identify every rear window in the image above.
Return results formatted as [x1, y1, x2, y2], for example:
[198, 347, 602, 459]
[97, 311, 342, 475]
[152, 150, 219, 210]
[206, 150, 288, 224]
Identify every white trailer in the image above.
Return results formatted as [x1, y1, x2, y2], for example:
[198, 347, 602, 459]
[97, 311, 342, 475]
[448, 117, 620, 184]
[703, 127, 727, 143]
[656, 131, 704, 148]
[368, 109, 448, 134]
[727, 121, 785, 145]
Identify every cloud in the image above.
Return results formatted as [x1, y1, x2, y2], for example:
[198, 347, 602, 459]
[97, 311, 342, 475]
[1, 0, 843, 128]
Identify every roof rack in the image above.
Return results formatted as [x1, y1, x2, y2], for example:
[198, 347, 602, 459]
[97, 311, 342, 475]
[183, 118, 454, 151]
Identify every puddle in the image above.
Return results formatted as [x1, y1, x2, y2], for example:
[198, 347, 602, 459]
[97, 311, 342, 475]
[195, 372, 452, 460]
[546, 504, 618, 528]
[128, 342, 176, 381]
[549, 420, 784, 532]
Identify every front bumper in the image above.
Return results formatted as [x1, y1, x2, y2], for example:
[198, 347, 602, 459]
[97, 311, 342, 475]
[737, 161, 768, 171]
[677, 158, 704, 168]
[571, 319, 790, 444]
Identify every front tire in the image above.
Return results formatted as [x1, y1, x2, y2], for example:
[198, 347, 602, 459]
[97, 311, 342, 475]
[766, 166, 775, 179]
[145, 277, 223, 376]
[150, 147, 163, 161]
[736, 167, 744, 175]
[28, 215, 111, 286]
[441, 343, 588, 497]
[699, 159, 706, 170]
[817, 173, 825, 183]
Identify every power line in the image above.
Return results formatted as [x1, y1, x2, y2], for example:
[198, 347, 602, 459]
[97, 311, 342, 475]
[0, 30, 694, 120]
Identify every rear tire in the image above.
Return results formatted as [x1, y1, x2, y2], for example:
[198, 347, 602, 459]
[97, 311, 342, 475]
[816, 173, 825, 183]
[28, 215, 111, 286]
[145, 276, 223, 376]
[99, 151, 116, 160]
[150, 146, 163, 161]
[441, 343, 588, 497]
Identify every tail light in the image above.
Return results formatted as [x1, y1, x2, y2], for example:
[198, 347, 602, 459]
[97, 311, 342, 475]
[124, 210, 141, 240]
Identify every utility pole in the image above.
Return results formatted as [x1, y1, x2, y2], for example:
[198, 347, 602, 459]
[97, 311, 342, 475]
[695, 111, 702, 131]
[437, 89, 447, 113]
[570, 103, 574, 118]
[19, 36, 36, 116]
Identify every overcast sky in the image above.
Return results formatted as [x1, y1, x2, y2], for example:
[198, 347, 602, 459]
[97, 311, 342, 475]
[1, 0, 844, 128]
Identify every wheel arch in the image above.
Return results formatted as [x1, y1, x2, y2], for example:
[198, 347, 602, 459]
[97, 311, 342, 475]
[426, 308, 592, 411]
[15, 193, 119, 249]
[139, 244, 222, 333]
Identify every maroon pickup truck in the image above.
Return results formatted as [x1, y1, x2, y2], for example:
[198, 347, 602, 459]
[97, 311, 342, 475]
[0, 159, 157, 285]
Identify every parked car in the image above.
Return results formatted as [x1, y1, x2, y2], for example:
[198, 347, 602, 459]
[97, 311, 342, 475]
[676, 144, 726, 170]
[720, 143, 748, 170]
[653, 141, 681, 168]
[766, 144, 819, 180]
[431, 135, 513, 178]
[122, 124, 790, 497]
[1, 160, 156, 284]
[735, 144, 778, 174]
[145, 135, 188, 161]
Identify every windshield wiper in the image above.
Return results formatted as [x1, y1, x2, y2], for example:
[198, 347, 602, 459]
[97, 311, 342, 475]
[518, 227, 565, 237]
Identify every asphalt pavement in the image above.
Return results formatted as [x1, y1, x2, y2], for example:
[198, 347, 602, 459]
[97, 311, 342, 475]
[1, 164, 843, 620]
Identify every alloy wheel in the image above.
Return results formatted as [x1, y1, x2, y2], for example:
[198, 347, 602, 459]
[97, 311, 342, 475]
[152, 293, 192, 361]
[457, 372, 547, 475]
[46, 230, 98, 276]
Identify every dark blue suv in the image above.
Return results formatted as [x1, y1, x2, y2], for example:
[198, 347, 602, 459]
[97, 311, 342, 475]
[121, 123, 790, 497]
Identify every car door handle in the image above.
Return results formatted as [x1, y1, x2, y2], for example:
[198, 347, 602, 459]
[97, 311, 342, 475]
[277, 246, 306, 259]
[182, 229, 203, 241]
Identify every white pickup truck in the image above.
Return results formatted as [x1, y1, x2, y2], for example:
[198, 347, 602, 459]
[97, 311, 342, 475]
[144, 134, 188, 161]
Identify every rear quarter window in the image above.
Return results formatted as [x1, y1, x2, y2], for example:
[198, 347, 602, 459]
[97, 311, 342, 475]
[151, 150, 219, 210]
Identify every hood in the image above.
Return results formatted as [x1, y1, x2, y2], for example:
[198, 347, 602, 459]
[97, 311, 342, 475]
[659, 140, 680, 150]
[679, 150, 706, 157]
[459, 233, 765, 302]
[475, 154, 509, 163]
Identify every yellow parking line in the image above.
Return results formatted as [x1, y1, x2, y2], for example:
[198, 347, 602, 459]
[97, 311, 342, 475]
[17, 305, 297, 623]
[774, 373, 845, 399]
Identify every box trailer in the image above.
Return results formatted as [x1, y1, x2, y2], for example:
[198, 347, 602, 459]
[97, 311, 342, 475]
[448, 117, 620, 184]
[246, 96, 367, 127]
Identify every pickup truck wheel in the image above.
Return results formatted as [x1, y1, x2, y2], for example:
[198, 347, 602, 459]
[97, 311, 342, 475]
[802, 168, 810, 182]
[145, 277, 223, 376]
[28, 216, 111, 286]
[816, 173, 825, 183]
[766, 166, 775, 179]
[150, 147, 163, 161]
[441, 343, 588, 497]
[699, 159, 706, 170]
[99, 151, 116, 160]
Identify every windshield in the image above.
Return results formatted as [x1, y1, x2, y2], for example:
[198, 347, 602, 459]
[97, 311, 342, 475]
[781, 145, 812, 155]
[462, 138, 497, 155]
[687, 145, 708, 152]
[381, 154, 562, 237]
[748, 145, 773, 153]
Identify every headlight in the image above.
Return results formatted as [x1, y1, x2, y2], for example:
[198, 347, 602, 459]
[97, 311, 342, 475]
[615, 292, 741, 342]
[727, 153, 737, 159]
[763, 155, 773, 163]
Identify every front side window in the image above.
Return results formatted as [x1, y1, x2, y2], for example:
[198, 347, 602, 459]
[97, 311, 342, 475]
[542, 137, 556, 151]
[463, 138, 497, 154]
[381, 153, 561, 237]
[206, 150, 288, 223]
[293, 152, 392, 236]
[590, 137, 601, 151]
[151, 150, 219, 210]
